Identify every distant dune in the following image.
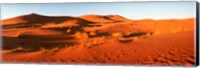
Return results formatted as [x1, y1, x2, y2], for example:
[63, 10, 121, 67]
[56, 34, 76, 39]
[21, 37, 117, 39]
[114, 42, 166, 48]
[1, 13, 195, 66]
[79, 14, 129, 23]
[1, 13, 94, 26]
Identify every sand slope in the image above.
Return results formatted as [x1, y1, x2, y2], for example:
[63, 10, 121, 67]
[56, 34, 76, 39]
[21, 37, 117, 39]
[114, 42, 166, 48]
[0, 13, 196, 66]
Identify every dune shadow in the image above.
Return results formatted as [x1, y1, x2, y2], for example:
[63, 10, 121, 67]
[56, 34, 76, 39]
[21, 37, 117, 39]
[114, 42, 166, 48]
[123, 32, 148, 38]
[2, 35, 78, 51]
[118, 39, 133, 43]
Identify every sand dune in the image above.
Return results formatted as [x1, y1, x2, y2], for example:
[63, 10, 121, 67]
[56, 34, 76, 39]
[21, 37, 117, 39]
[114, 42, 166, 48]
[1, 16, 26, 25]
[0, 13, 195, 66]
[1, 13, 95, 29]
[79, 14, 129, 23]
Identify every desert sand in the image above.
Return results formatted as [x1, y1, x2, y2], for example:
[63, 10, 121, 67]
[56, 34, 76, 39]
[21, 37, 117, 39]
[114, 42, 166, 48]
[0, 13, 196, 66]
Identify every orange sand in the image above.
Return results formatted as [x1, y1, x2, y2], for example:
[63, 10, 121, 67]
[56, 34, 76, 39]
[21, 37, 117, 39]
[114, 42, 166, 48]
[1, 13, 196, 66]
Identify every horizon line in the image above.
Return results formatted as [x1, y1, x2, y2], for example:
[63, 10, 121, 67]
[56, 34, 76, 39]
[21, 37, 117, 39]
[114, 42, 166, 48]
[1, 12, 196, 20]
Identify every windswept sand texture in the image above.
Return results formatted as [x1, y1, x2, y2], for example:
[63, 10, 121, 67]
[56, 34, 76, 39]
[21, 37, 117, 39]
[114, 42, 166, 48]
[1, 13, 195, 66]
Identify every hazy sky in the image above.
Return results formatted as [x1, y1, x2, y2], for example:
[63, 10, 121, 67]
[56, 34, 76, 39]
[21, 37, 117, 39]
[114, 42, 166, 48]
[1, 2, 196, 20]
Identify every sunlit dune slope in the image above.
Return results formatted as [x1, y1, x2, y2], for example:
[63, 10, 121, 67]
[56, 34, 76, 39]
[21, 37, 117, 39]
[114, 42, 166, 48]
[1, 13, 95, 28]
[79, 14, 130, 23]
[1, 13, 195, 66]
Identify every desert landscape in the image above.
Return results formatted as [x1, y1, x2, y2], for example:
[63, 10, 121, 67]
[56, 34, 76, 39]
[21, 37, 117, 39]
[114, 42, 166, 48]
[0, 13, 196, 66]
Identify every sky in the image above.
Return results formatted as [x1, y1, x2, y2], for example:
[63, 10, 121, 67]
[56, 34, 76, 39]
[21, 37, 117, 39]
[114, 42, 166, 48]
[0, 2, 196, 20]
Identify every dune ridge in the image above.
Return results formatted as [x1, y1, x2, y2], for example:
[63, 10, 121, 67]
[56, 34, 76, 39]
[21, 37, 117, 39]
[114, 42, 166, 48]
[1, 13, 195, 66]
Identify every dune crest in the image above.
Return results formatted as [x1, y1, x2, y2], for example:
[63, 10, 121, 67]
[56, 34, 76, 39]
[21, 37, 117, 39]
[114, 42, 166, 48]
[79, 14, 129, 23]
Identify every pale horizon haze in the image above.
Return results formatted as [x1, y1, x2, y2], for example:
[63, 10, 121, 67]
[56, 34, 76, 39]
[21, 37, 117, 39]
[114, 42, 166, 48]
[0, 2, 196, 20]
